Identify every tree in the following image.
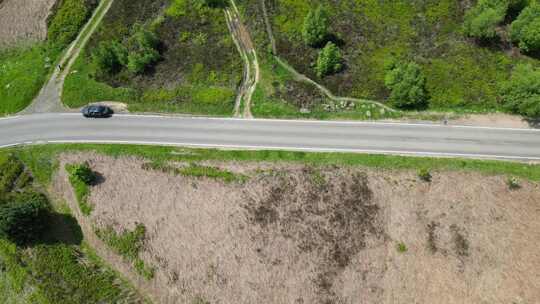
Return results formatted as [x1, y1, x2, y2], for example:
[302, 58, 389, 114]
[126, 24, 161, 74]
[315, 42, 342, 77]
[384, 60, 429, 110]
[463, 0, 509, 40]
[510, 4, 540, 52]
[302, 6, 329, 47]
[501, 63, 540, 118]
[0, 192, 50, 245]
[92, 41, 127, 76]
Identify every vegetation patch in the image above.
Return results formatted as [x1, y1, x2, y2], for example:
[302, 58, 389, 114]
[65, 163, 96, 216]
[142, 161, 247, 183]
[63, 0, 242, 115]
[95, 224, 155, 280]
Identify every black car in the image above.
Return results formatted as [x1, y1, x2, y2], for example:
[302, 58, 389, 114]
[82, 105, 114, 118]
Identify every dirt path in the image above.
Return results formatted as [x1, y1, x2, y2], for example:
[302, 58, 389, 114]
[226, 0, 260, 118]
[21, 0, 114, 114]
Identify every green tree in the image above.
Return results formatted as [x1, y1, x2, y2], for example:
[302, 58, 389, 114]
[0, 192, 50, 245]
[384, 60, 429, 110]
[463, 0, 509, 39]
[315, 42, 342, 77]
[302, 6, 329, 47]
[501, 63, 540, 118]
[71, 162, 96, 185]
[510, 4, 540, 52]
[126, 24, 161, 74]
[92, 41, 127, 76]
[47, 0, 92, 49]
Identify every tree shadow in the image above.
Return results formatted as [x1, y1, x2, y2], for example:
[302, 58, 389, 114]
[90, 171, 106, 186]
[28, 212, 84, 247]
[525, 117, 540, 129]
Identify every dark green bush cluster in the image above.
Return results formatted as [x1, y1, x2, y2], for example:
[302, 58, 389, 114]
[384, 60, 429, 110]
[93, 24, 161, 76]
[301, 6, 343, 78]
[196, 0, 228, 8]
[71, 162, 96, 185]
[47, 0, 97, 50]
[501, 63, 540, 118]
[510, 4, 540, 53]
[463, 0, 509, 40]
[0, 192, 50, 245]
[0, 155, 26, 197]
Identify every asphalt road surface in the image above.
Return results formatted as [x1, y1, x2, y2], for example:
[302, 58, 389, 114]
[1, 113, 539, 161]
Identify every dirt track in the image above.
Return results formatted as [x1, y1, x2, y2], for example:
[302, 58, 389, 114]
[54, 153, 540, 304]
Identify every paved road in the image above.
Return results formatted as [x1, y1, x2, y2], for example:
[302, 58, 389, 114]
[1, 113, 539, 161]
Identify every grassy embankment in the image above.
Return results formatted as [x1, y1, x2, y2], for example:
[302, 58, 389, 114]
[0, 0, 99, 115]
[239, 0, 540, 119]
[63, 0, 242, 115]
[0, 153, 146, 304]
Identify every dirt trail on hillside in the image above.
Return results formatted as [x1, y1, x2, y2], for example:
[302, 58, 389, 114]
[54, 152, 540, 304]
[226, 0, 260, 118]
[21, 0, 114, 114]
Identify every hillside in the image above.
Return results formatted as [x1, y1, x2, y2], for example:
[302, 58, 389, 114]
[238, 0, 540, 119]
[63, 0, 243, 115]
[50, 149, 540, 304]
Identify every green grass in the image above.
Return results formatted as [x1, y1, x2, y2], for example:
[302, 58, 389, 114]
[0, 45, 52, 115]
[3, 144, 539, 183]
[397, 242, 408, 253]
[65, 164, 93, 216]
[95, 224, 155, 280]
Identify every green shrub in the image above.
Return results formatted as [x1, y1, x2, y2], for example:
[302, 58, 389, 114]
[501, 63, 540, 118]
[47, 0, 93, 49]
[463, 0, 508, 40]
[315, 42, 342, 77]
[384, 60, 429, 110]
[123, 24, 161, 74]
[0, 155, 25, 197]
[66, 164, 94, 216]
[397, 242, 408, 253]
[418, 168, 432, 182]
[510, 4, 540, 52]
[0, 192, 50, 245]
[507, 176, 521, 190]
[302, 5, 329, 47]
[92, 41, 127, 76]
[71, 162, 96, 185]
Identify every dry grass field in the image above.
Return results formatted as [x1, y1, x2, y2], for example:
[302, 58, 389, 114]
[54, 153, 540, 304]
[0, 0, 57, 48]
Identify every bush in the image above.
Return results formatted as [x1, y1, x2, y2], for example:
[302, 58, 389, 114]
[47, 0, 93, 49]
[418, 168, 432, 182]
[397, 242, 408, 253]
[463, 0, 508, 40]
[71, 162, 96, 185]
[315, 42, 342, 77]
[0, 155, 25, 197]
[126, 24, 161, 74]
[0, 192, 50, 245]
[507, 176, 521, 190]
[384, 60, 429, 110]
[302, 6, 329, 47]
[501, 63, 540, 118]
[510, 4, 540, 52]
[92, 41, 128, 76]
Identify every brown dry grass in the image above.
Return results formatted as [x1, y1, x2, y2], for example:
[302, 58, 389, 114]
[0, 0, 57, 48]
[54, 153, 540, 304]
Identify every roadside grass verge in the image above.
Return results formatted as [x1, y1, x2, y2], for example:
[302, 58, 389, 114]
[3, 144, 540, 183]
[0, 45, 51, 115]
[95, 224, 155, 280]
[142, 161, 248, 183]
[65, 164, 93, 216]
